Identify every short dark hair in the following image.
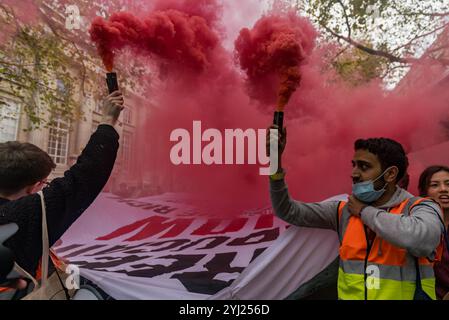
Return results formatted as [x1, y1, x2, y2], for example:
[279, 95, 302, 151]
[354, 138, 408, 183]
[418, 165, 449, 197]
[0, 141, 56, 196]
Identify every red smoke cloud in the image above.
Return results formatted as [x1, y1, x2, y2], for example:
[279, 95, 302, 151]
[2, 0, 449, 219]
[151, 0, 223, 28]
[131, 6, 449, 217]
[235, 13, 317, 111]
[89, 7, 220, 72]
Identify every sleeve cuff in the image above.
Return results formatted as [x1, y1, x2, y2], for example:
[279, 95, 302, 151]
[270, 177, 287, 192]
[270, 170, 285, 181]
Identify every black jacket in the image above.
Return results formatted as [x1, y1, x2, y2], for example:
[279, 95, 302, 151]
[0, 124, 119, 275]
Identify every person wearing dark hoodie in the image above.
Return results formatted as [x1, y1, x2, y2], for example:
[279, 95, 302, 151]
[0, 91, 124, 299]
[267, 125, 444, 300]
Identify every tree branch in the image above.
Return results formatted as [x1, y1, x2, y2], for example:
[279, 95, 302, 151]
[425, 43, 449, 56]
[379, 63, 407, 80]
[0, 59, 49, 67]
[388, 2, 449, 18]
[336, 0, 351, 39]
[333, 44, 351, 61]
[397, 11, 449, 17]
[392, 21, 449, 53]
[0, 71, 61, 93]
[319, 22, 411, 64]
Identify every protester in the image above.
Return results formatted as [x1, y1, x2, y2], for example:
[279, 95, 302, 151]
[268, 125, 444, 300]
[418, 165, 449, 299]
[0, 91, 124, 298]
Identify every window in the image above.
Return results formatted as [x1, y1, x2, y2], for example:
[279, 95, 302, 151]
[121, 131, 133, 170]
[56, 79, 66, 94]
[48, 116, 70, 165]
[84, 92, 101, 114]
[0, 101, 20, 142]
[122, 107, 132, 125]
[94, 97, 102, 113]
[85, 93, 102, 114]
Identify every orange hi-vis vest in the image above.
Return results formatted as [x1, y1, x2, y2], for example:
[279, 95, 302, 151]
[337, 196, 444, 300]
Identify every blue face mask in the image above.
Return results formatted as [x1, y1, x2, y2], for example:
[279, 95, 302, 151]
[352, 167, 395, 203]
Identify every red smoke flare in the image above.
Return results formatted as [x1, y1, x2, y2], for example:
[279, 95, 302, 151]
[151, 0, 223, 28]
[89, 9, 219, 72]
[235, 13, 317, 111]
[87, 2, 449, 218]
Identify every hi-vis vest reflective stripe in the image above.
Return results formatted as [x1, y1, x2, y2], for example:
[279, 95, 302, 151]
[337, 197, 444, 300]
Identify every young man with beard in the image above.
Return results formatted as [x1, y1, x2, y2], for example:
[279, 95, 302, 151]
[268, 126, 444, 300]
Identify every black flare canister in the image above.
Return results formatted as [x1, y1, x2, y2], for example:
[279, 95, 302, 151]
[106, 72, 119, 94]
[273, 111, 284, 131]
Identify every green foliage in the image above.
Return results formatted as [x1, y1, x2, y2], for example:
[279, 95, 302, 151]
[333, 46, 387, 86]
[0, 26, 78, 130]
[0, 0, 148, 130]
[294, 0, 449, 86]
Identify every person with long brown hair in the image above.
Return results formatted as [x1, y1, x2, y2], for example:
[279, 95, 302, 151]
[419, 165, 449, 299]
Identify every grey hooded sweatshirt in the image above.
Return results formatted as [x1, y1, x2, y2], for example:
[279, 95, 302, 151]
[270, 179, 443, 300]
[270, 177, 444, 260]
